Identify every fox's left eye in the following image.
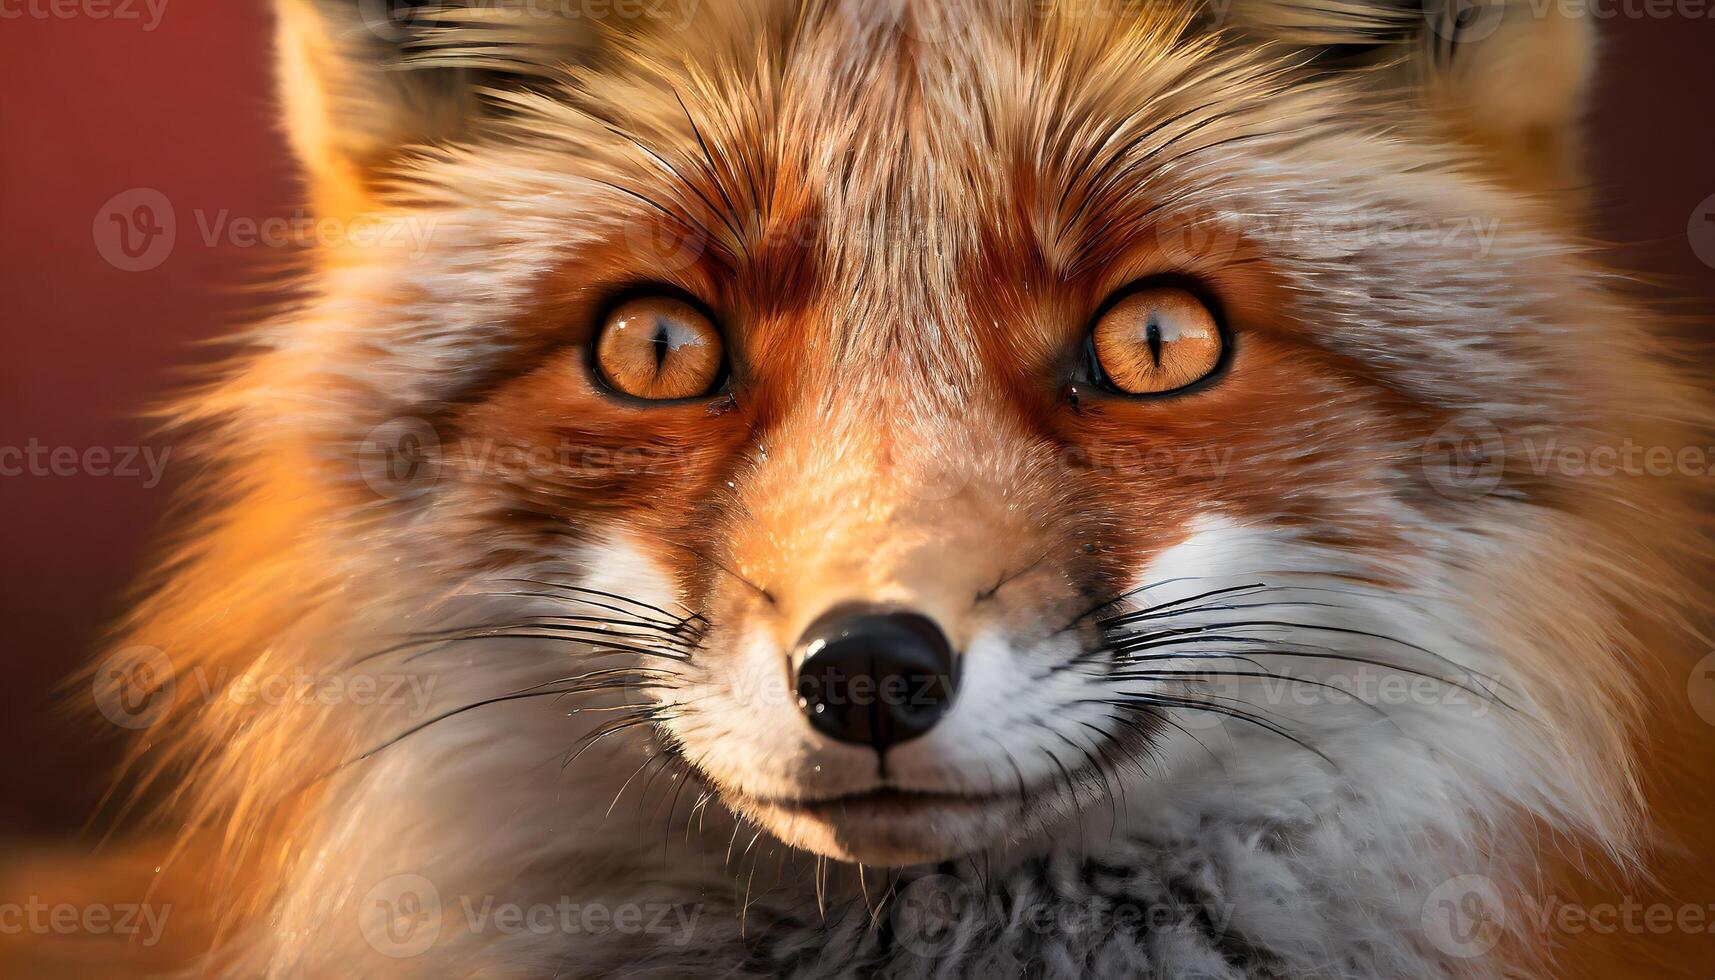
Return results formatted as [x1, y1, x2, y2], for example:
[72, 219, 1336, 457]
[593, 295, 729, 401]
[1085, 286, 1225, 396]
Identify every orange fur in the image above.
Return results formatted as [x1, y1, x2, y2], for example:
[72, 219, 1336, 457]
[18, 2, 1711, 976]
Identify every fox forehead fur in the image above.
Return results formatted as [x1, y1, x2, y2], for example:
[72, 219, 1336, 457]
[68, 0, 1713, 977]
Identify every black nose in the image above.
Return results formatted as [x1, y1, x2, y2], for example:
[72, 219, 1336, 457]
[794, 605, 957, 750]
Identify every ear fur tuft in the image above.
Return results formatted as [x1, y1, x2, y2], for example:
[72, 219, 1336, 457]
[1220, 0, 1596, 194]
[273, 0, 602, 215]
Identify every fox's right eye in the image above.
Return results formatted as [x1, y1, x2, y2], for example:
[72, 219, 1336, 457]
[1085, 285, 1225, 396]
[592, 295, 729, 401]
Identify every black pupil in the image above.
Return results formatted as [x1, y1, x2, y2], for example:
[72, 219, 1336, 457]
[1145, 315, 1162, 367]
[650, 319, 671, 372]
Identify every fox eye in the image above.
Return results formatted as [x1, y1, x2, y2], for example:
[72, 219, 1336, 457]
[593, 296, 728, 401]
[1086, 286, 1224, 396]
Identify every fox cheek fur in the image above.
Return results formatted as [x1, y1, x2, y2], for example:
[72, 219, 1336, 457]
[69, 0, 1713, 977]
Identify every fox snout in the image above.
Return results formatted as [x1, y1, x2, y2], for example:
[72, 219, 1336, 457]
[793, 604, 958, 750]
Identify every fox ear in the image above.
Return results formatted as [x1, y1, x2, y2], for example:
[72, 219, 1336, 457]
[273, 0, 601, 215]
[1223, 0, 1596, 195]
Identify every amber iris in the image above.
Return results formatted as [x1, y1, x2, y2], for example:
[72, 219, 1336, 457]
[594, 296, 726, 400]
[1090, 287, 1223, 395]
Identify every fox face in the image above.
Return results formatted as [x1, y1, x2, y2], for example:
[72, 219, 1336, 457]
[368, 3, 1610, 874]
[87, 0, 1713, 976]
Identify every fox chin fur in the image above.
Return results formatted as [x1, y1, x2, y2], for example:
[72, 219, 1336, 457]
[28, 0, 1714, 977]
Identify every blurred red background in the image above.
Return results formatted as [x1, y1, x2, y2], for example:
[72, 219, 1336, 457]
[0, 6, 1712, 840]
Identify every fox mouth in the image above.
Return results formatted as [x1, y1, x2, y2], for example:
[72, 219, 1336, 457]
[663, 700, 1162, 865]
[747, 784, 1031, 816]
[707, 750, 1129, 866]
[730, 783, 1044, 866]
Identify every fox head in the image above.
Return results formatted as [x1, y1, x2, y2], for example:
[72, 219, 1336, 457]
[93, 0, 1712, 975]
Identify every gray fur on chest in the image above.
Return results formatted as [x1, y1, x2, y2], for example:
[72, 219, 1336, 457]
[553, 826, 1426, 980]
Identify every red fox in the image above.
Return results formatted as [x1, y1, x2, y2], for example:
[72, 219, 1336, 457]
[25, 0, 1714, 976]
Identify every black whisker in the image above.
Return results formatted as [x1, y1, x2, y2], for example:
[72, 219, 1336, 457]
[488, 578, 703, 626]
[400, 618, 700, 656]
[673, 544, 775, 604]
[1105, 598, 1344, 625]
[1104, 668, 1394, 722]
[563, 713, 670, 770]
[1061, 576, 1245, 630]
[354, 677, 657, 764]
[1091, 694, 1336, 767]
[459, 593, 706, 635]
[674, 89, 751, 259]
[1096, 582, 1269, 624]
[1099, 625, 1512, 707]
[382, 629, 694, 666]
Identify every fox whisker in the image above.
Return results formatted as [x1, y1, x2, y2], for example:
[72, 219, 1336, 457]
[1091, 693, 1336, 768]
[390, 629, 696, 665]
[404, 617, 702, 654]
[486, 578, 705, 625]
[1099, 620, 1512, 705]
